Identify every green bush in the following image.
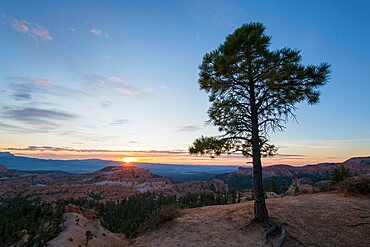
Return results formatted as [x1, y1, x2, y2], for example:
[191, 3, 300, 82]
[331, 165, 350, 184]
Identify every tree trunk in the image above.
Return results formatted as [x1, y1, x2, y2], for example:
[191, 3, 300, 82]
[250, 85, 270, 224]
[251, 134, 270, 223]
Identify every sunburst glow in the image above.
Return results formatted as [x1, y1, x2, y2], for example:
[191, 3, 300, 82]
[122, 157, 137, 163]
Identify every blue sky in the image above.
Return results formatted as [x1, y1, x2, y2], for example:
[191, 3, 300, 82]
[0, 0, 369, 165]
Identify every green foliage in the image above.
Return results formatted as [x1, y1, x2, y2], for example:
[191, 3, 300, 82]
[97, 193, 177, 239]
[331, 165, 351, 184]
[190, 22, 331, 158]
[85, 230, 93, 246]
[189, 136, 228, 158]
[96, 192, 237, 239]
[0, 198, 63, 247]
[293, 184, 300, 194]
[269, 179, 279, 194]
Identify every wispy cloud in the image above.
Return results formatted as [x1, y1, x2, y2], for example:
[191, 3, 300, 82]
[174, 125, 202, 132]
[35, 79, 52, 86]
[276, 154, 306, 157]
[0, 89, 16, 95]
[1, 107, 77, 131]
[11, 18, 52, 41]
[68, 27, 76, 32]
[110, 119, 130, 125]
[3, 107, 76, 123]
[115, 87, 152, 96]
[87, 74, 152, 96]
[11, 19, 28, 32]
[0, 89, 31, 101]
[6, 146, 187, 155]
[0, 122, 31, 132]
[6, 75, 83, 102]
[13, 93, 32, 101]
[107, 76, 122, 82]
[90, 28, 102, 35]
[9, 76, 52, 86]
[90, 28, 109, 37]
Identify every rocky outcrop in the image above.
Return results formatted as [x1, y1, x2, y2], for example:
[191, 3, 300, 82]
[48, 212, 129, 247]
[65, 204, 81, 214]
[0, 164, 8, 173]
[235, 163, 338, 178]
[84, 208, 96, 220]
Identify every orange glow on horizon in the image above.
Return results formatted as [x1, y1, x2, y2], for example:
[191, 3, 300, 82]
[1, 145, 364, 167]
[121, 157, 137, 163]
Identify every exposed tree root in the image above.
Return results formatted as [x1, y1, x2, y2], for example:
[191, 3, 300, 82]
[263, 224, 277, 243]
[263, 218, 286, 247]
[244, 218, 288, 247]
[244, 217, 287, 246]
[275, 227, 286, 247]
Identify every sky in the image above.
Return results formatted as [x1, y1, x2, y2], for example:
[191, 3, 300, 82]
[0, 0, 369, 166]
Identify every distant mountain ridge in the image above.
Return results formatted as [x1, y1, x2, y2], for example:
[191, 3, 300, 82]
[234, 157, 370, 177]
[216, 157, 370, 189]
[0, 152, 121, 173]
[0, 152, 241, 182]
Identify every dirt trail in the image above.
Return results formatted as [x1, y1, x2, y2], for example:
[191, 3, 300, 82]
[131, 192, 370, 247]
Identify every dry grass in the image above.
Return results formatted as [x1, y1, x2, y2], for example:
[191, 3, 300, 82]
[131, 192, 370, 247]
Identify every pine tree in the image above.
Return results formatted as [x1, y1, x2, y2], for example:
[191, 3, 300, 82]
[189, 22, 330, 244]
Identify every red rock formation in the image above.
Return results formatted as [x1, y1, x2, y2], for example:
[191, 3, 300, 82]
[65, 204, 81, 214]
[84, 208, 96, 220]
[234, 157, 370, 178]
[174, 179, 229, 195]
[0, 165, 8, 173]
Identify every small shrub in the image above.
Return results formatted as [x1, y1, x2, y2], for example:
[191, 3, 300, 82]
[314, 180, 332, 192]
[293, 184, 300, 194]
[139, 204, 181, 233]
[68, 237, 73, 242]
[331, 165, 350, 184]
[339, 177, 370, 194]
[299, 184, 313, 194]
[158, 204, 181, 222]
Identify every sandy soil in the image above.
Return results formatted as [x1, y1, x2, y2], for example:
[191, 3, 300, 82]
[131, 192, 370, 247]
[48, 213, 129, 247]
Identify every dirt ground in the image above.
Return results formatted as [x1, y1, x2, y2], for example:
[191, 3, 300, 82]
[131, 192, 370, 247]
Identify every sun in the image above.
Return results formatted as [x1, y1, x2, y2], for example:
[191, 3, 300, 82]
[122, 157, 137, 163]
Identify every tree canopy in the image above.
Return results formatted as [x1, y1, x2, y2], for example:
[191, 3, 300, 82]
[190, 22, 330, 158]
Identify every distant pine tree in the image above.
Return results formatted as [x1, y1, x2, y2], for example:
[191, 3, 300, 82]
[331, 165, 350, 184]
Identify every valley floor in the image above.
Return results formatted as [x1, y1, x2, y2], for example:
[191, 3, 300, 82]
[131, 192, 370, 247]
